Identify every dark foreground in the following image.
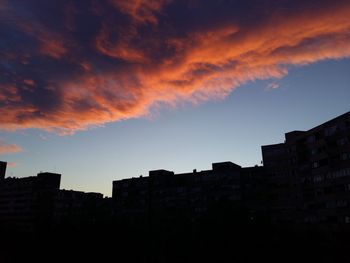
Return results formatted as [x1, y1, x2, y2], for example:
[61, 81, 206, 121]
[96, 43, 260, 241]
[1, 219, 350, 263]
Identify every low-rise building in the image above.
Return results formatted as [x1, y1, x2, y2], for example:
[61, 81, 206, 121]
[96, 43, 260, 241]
[0, 162, 106, 234]
[112, 161, 243, 223]
[0, 168, 60, 233]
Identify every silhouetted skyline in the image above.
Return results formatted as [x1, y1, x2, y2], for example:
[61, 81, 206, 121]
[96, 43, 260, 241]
[2, 110, 350, 224]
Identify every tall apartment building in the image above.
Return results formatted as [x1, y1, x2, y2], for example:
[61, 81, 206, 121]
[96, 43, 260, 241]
[262, 111, 350, 224]
[112, 111, 350, 226]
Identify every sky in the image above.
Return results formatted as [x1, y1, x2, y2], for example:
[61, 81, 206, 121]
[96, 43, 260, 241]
[0, 0, 350, 196]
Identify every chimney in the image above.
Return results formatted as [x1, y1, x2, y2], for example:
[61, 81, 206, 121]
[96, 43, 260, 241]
[0, 161, 7, 180]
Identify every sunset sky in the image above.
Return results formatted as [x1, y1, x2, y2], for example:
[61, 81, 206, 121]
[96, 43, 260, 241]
[1, 0, 350, 196]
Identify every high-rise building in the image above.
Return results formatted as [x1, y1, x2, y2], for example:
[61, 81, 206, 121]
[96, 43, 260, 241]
[262, 111, 350, 223]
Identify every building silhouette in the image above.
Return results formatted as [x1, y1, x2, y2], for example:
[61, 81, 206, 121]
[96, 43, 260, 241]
[111, 111, 350, 226]
[0, 170, 61, 233]
[261, 111, 350, 224]
[1, 111, 350, 232]
[113, 162, 243, 225]
[0, 164, 106, 234]
[0, 111, 350, 262]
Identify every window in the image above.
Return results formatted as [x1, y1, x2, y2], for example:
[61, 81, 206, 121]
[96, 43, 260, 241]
[312, 161, 319, 169]
[315, 131, 323, 140]
[337, 200, 348, 207]
[326, 201, 336, 209]
[338, 138, 348, 146]
[342, 153, 350, 160]
[290, 158, 297, 164]
[314, 175, 323, 183]
[345, 184, 350, 191]
[319, 158, 329, 167]
[307, 135, 316, 143]
[315, 189, 323, 196]
[325, 125, 337, 136]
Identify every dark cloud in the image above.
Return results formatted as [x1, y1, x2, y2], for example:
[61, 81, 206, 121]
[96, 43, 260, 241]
[0, 0, 350, 133]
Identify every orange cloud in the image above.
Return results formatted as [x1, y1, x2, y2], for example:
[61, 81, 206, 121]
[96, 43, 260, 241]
[0, 84, 21, 103]
[1, 9, 68, 59]
[23, 79, 35, 86]
[0, 1, 350, 134]
[39, 38, 67, 59]
[22, 23, 68, 59]
[110, 0, 168, 24]
[0, 141, 23, 155]
[8, 162, 17, 167]
[95, 23, 147, 62]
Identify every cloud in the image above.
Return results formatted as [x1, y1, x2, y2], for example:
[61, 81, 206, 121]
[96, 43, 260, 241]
[39, 134, 49, 140]
[109, 0, 168, 24]
[0, 141, 23, 154]
[266, 82, 280, 91]
[7, 162, 17, 167]
[0, 0, 350, 134]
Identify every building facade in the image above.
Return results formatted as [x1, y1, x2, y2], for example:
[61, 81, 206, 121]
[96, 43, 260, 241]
[113, 162, 243, 224]
[0, 169, 61, 233]
[112, 111, 350, 226]
[0, 162, 106, 234]
[262, 111, 350, 224]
